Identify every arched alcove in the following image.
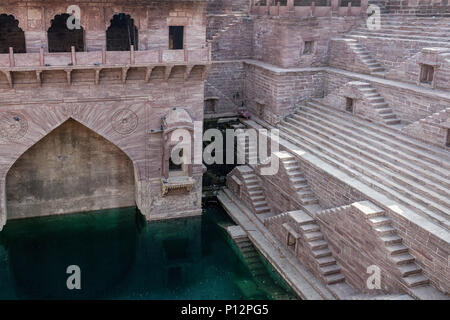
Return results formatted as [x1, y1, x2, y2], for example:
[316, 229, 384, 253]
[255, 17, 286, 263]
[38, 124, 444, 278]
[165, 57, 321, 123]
[106, 13, 138, 51]
[0, 14, 26, 53]
[48, 13, 85, 52]
[5, 119, 136, 220]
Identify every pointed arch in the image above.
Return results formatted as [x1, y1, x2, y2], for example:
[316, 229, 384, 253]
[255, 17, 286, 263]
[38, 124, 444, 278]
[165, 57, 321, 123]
[0, 14, 26, 53]
[106, 13, 139, 51]
[2, 118, 139, 224]
[48, 13, 85, 52]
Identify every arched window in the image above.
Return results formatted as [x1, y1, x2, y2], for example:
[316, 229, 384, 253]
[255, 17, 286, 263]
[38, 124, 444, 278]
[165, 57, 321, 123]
[0, 14, 26, 53]
[106, 14, 138, 51]
[48, 13, 85, 52]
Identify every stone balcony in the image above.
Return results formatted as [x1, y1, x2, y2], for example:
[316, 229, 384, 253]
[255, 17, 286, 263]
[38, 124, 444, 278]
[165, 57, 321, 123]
[250, 0, 368, 18]
[0, 46, 211, 87]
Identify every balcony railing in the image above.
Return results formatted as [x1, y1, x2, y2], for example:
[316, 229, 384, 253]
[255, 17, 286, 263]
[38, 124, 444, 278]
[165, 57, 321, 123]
[0, 46, 211, 87]
[250, 0, 368, 17]
[0, 46, 211, 70]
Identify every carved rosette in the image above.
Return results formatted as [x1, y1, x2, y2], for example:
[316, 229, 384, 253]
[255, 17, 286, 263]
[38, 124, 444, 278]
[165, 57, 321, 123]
[111, 109, 138, 135]
[0, 112, 28, 142]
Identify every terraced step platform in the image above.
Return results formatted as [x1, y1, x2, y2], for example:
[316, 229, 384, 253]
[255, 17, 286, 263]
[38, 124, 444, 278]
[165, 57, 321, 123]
[277, 100, 450, 230]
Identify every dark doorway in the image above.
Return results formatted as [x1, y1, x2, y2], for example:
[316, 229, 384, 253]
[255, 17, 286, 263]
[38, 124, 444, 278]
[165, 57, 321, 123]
[420, 64, 434, 84]
[48, 14, 85, 52]
[303, 41, 314, 55]
[0, 14, 26, 53]
[346, 97, 354, 113]
[169, 26, 184, 50]
[106, 14, 138, 51]
[446, 129, 450, 148]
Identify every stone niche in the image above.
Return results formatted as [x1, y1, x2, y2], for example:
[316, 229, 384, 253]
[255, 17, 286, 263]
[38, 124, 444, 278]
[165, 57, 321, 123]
[417, 47, 450, 90]
[161, 107, 195, 196]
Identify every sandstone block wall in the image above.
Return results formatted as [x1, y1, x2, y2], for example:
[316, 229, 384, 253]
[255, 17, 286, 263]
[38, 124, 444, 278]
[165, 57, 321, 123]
[0, 64, 205, 226]
[317, 203, 406, 293]
[401, 108, 450, 147]
[244, 62, 324, 124]
[253, 16, 363, 68]
[328, 38, 371, 74]
[6, 119, 136, 219]
[0, 0, 207, 52]
[324, 71, 450, 124]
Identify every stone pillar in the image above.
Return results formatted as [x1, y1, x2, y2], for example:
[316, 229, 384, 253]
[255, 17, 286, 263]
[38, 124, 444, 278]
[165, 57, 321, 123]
[85, 30, 107, 52]
[25, 31, 47, 53]
[361, 0, 369, 14]
[288, 0, 295, 16]
[331, 0, 339, 14]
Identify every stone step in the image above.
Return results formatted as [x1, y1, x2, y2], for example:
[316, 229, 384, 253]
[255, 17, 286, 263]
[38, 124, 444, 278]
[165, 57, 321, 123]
[278, 125, 450, 229]
[253, 200, 268, 208]
[292, 106, 450, 203]
[249, 190, 263, 196]
[320, 264, 341, 276]
[316, 255, 337, 267]
[325, 273, 346, 285]
[375, 225, 397, 236]
[350, 30, 450, 42]
[300, 223, 321, 233]
[399, 263, 423, 277]
[247, 184, 261, 191]
[250, 195, 265, 201]
[312, 248, 332, 258]
[255, 206, 271, 214]
[392, 253, 416, 266]
[347, 34, 450, 48]
[403, 274, 430, 287]
[294, 183, 310, 191]
[301, 197, 319, 205]
[381, 234, 403, 245]
[386, 243, 409, 256]
[302, 102, 450, 177]
[304, 231, 323, 241]
[309, 239, 328, 250]
[369, 216, 392, 227]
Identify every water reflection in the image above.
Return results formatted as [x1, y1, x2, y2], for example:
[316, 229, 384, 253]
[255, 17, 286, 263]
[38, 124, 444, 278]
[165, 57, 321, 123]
[0, 206, 295, 300]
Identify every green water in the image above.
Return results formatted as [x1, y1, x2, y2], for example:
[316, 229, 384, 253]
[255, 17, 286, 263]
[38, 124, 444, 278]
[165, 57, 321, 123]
[0, 205, 296, 300]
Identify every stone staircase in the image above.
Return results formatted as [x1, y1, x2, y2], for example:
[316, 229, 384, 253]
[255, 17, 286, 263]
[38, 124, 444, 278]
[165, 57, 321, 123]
[277, 100, 450, 230]
[345, 39, 386, 76]
[363, 204, 430, 288]
[233, 236, 296, 299]
[351, 81, 401, 126]
[237, 130, 258, 166]
[207, 14, 248, 44]
[278, 152, 320, 210]
[241, 168, 272, 219]
[284, 211, 347, 286]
